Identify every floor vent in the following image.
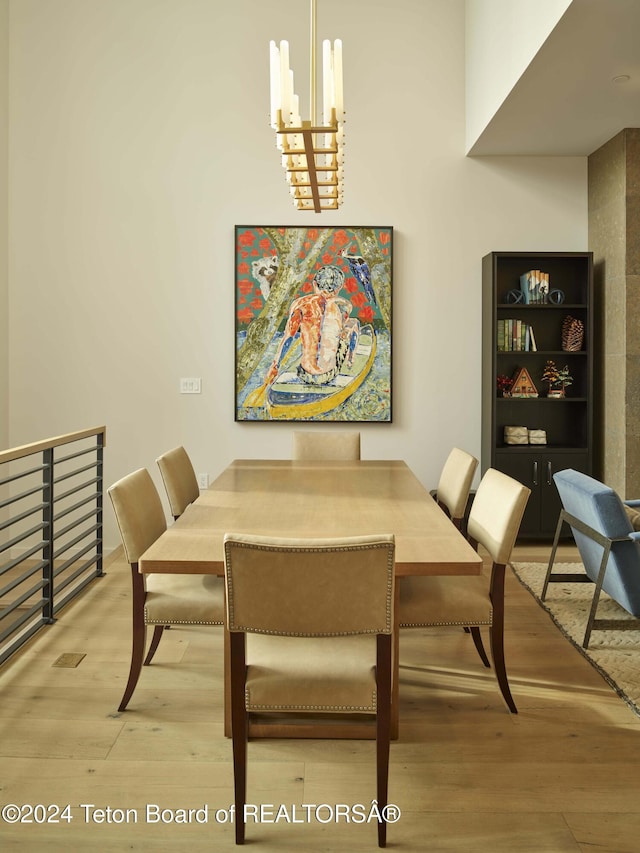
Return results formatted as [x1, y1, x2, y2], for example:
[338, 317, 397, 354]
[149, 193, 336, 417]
[52, 653, 86, 668]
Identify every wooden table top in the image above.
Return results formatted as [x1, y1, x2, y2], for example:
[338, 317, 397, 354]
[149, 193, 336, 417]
[139, 459, 482, 577]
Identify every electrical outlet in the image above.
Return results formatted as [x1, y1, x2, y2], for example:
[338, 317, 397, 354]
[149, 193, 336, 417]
[197, 473, 209, 489]
[180, 378, 201, 394]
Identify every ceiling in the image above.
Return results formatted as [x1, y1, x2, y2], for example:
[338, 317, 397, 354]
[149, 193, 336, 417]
[467, 0, 640, 156]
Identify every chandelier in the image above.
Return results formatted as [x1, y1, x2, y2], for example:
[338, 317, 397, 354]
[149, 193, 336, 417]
[269, 0, 345, 212]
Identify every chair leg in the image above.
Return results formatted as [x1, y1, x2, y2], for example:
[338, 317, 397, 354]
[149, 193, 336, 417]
[489, 563, 517, 713]
[376, 634, 392, 848]
[118, 568, 147, 712]
[489, 623, 516, 713]
[143, 625, 165, 666]
[541, 512, 565, 600]
[469, 626, 490, 668]
[230, 632, 248, 845]
[583, 542, 612, 649]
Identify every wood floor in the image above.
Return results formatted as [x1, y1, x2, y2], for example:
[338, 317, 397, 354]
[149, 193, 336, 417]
[2, 541, 640, 852]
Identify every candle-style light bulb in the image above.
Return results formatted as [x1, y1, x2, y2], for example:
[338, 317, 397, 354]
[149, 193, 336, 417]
[333, 39, 343, 122]
[279, 40, 290, 123]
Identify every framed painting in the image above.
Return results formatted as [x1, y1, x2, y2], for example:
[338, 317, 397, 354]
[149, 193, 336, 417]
[235, 225, 392, 422]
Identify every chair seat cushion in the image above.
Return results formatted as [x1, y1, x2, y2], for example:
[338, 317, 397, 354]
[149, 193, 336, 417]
[145, 573, 225, 625]
[399, 576, 492, 627]
[244, 634, 377, 713]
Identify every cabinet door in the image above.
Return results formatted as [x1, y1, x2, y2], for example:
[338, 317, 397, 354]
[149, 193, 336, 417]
[495, 451, 542, 537]
[495, 450, 589, 537]
[539, 452, 589, 534]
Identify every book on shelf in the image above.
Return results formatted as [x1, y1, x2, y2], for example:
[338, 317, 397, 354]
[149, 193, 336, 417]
[496, 320, 537, 352]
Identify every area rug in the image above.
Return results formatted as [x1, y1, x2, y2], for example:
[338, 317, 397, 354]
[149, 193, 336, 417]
[511, 561, 640, 717]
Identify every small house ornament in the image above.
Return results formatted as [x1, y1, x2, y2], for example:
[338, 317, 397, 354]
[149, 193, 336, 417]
[510, 367, 539, 398]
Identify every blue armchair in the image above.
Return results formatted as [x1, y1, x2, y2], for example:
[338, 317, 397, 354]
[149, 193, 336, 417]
[543, 468, 640, 648]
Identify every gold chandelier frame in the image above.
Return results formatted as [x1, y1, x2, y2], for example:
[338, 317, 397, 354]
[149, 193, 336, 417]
[270, 0, 344, 212]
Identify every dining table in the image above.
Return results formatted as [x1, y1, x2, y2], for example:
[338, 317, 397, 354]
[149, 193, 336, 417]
[138, 458, 483, 739]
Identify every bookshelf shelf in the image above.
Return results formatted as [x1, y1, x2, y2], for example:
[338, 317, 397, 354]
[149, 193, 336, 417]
[482, 251, 594, 538]
[497, 304, 587, 309]
[497, 397, 588, 403]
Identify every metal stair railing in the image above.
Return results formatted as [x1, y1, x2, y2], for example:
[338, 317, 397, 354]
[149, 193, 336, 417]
[0, 426, 106, 665]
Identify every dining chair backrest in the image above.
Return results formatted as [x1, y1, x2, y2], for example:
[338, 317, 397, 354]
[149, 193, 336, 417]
[292, 430, 361, 461]
[224, 531, 395, 847]
[156, 446, 200, 519]
[224, 532, 394, 636]
[436, 447, 478, 523]
[467, 468, 530, 565]
[108, 468, 167, 565]
[108, 467, 224, 713]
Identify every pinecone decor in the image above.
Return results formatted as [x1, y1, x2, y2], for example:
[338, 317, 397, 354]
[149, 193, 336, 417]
[562, 315, 584, 352]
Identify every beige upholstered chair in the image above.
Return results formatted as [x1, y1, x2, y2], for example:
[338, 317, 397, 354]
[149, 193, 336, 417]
[432, 447, 478, 530]
[400, 468, 530, 713]
[156, 446, 200, 520]
[108, 468, 224, 711]
[292, 430, 361, 461]
[224, 532, 395, 847]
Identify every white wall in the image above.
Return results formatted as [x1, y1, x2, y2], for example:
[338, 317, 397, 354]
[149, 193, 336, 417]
[0, 0, 8, 450]
[465, 0, 572, 152]
[6, 0, 587, 551]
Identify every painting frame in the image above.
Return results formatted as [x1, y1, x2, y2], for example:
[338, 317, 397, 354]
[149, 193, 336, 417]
[234, 225, 393, 423]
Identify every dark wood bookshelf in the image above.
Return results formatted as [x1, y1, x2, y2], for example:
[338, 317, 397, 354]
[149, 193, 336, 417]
[482, 251, 594, 538]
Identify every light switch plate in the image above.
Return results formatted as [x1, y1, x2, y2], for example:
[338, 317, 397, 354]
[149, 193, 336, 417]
[180, 378, 201, 394]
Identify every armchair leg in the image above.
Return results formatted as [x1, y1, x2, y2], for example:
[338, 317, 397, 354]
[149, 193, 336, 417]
[542, 512, 565, 600]
[583, 542, 612, 649]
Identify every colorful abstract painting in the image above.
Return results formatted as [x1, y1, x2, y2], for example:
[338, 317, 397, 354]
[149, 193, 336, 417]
[235, 226, 392, 422]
